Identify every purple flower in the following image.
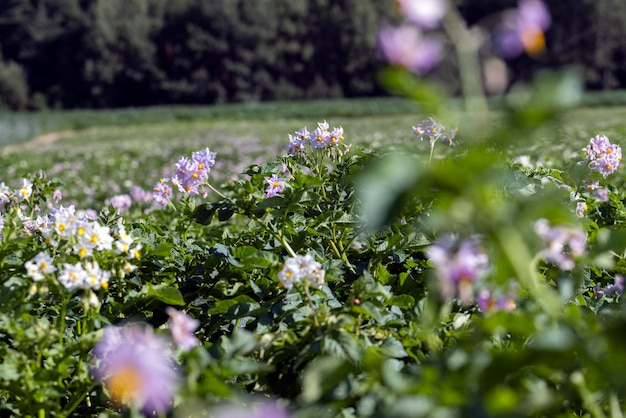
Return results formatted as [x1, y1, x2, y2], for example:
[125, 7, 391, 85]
[152, 178, 173, 206]
[413, 117, 443, 141]
[427, 235, 489, 304]
[52, 189, 63, 202]
[534, 218, 586, 271]
[106, 194, 132, 214]
[575, 201, 587, 218]
[310, 127, 330, 149]
[92, 324, 180, 414]
[594, 188, 609, 202]
[378, 25, 443, 74]
[166, 308, 200, 351]
[396, 0, 447, 29]
[496, 0, 551, 58]
[192, 147, 217, 172]
[130, 186, 152, 203]
[286, 128, 310, 155]
[172, 157, 207, 195]
[604, 275, 624, 297]
[412, 117, 457, 147]
[583, 135, 622, 178]
[476, 281, 517, 313]
[264, 174, 285, 198]
[279, 164, 293, 179]
[328, 126, 345, 146]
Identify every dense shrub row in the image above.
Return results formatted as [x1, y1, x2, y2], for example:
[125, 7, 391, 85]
[0, 0, 391, 109]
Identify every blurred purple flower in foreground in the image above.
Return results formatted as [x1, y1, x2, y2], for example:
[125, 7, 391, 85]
[534, 218, 586, 271]
[167, 307, 200, 351]
[476, 281, 517, 313]
[92, 324, 180, 414]
[427, 235, 489, 304]
[496, 0, 551, 58]
[378, 25, 443, 74]
[396, 0, 447, 29]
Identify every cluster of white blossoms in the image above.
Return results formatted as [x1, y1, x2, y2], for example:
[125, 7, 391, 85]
[22, 204, 142, 292]
[278, 254, 325, 290]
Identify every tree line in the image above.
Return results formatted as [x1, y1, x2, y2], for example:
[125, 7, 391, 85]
[0, 0, 624, 110]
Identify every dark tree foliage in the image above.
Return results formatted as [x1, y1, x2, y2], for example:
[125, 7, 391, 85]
[0, 0, 625, 109]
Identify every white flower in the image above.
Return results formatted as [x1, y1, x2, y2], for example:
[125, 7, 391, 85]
[25, 252, 56, 282]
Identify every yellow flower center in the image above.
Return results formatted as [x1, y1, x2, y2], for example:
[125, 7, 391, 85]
[521, 26, 545, 55]
[106, 366, 141, 406]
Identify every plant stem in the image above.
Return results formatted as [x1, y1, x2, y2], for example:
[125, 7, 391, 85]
[571, 371, 607, 418]
[58, 385, 95, 418]
[206, 182, 229, 201]
[443, 6, 488, 113]
[329, 225, 356, 274]
[303, 282, 319, 327]
[428, 141, 436, 165]
[496, 226, 561, 320]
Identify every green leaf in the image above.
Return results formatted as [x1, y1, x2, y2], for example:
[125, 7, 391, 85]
[388, 295, 415, 309]
[217, 204, 236, 221]
[193, 202, 219, 225]
[150, 242, 173, 257]
[300, 357, 357, 403]
[357, 152, 424, 230]
[377, 67, 445, 115]
[208, 295, 259, 316]
[232, 246, 278, 269]
[379, 337, 408, 359]
[147, 284, 185, 306]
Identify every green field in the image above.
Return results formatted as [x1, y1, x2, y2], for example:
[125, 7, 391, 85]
[1, 97, 625, 209]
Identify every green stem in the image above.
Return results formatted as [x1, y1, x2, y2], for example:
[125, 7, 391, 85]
[58, 295, 68, 345]
[443, 6, 488, 113]
[610, 392, 623, 418]
[206, 182, 229, 201]
[496, 226, 561, 320]
[571, 371, 607, 418]
[330, 225, 356, 274]
[428, 140, 436, 165]
[303, 282, 320, 327]
[57, 385, 95, 418]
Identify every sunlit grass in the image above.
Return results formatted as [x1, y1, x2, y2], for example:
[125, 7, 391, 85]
[1, 98, 626, 210]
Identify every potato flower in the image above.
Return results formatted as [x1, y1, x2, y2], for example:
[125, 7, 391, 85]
[92, 324, 180, 414]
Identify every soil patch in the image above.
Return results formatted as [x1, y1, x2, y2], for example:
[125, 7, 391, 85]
[1, 130, 76, 154]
